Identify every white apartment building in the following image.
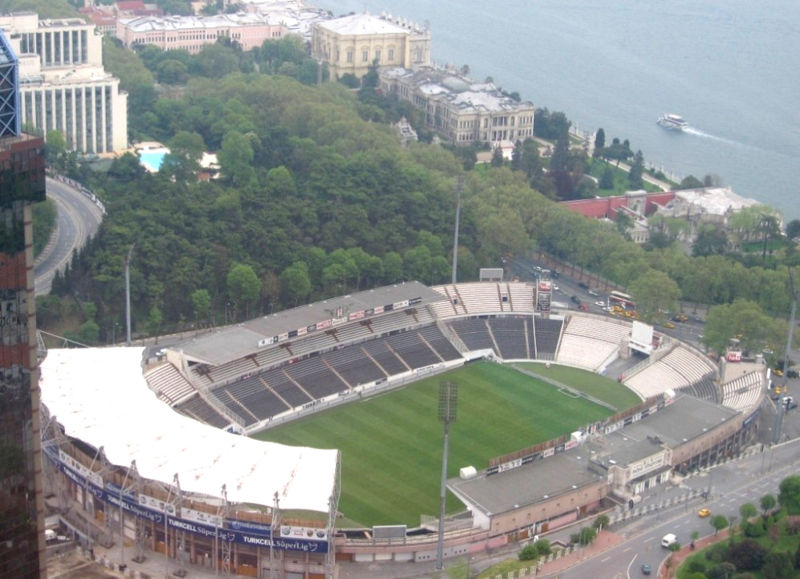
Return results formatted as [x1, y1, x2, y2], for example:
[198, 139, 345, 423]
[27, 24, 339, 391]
[311, 13, 431, 80]
[380, 67, 535, 146]
[0, 12, 128, 154]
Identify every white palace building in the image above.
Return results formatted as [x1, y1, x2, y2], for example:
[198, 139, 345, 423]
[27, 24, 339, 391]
[0, 12, 128, 154]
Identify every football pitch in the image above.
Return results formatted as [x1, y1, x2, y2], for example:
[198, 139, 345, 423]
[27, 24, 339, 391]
[255, 361, 639, 527]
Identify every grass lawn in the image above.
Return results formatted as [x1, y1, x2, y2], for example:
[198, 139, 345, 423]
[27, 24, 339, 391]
[256, 362, 632, 527]
[514, 363, 641, 411]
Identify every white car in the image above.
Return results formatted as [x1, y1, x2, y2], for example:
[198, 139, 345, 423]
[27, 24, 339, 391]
[594, 300, 605, 307]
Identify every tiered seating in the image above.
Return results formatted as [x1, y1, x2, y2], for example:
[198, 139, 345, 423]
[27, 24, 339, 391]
[261, 368, 312, 408]
[721, 371, 764, 412]
[323, 346, 386, 386]
[284, 357, 349, 399]
[253, 345, 291, 369]
[488, 317, 529, 360]
[430, 285, 468, 316]
[562, 315, 630, 345]
[429, 298, 459, 319]
[448, 318, 495, 351]
[418, 325, 462, 361]
[661, 346, 716, 384]
[209, 388, 259, 426]
[144, 363, 195, 405]
[362, 339, 408, 375]
[224, 374, 289, 420]
[458, 283, 503, 314]
[533, 318, 563, 360]
[288, 332, 338, 357]
[206, 355, 259, 385]
[557, 335, 616, 371]
[678, 376, 718, 403]
[334, 321, 374, 343]
[176, 394, 231, 429]
[384, 330, 441, 368]
[508, 283, 535, 313]
[624, 360, 689, 400]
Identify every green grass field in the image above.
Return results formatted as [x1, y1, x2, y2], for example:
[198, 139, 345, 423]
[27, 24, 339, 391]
[255, 361, 635, 527]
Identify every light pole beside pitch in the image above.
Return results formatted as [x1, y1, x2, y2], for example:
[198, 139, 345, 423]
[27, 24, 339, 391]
[436, 380, 458, 571]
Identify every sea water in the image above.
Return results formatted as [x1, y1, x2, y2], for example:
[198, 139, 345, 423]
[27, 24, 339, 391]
[315, 0, 800, 220]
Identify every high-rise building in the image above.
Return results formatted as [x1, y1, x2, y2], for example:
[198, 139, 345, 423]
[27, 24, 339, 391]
[0, 12, 128, 154]
[0, 29, 47, 579]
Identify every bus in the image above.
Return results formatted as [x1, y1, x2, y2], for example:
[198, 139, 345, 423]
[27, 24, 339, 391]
[608, 290, 636, 311]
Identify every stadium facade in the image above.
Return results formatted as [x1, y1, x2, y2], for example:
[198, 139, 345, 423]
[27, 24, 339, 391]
[39, 281, 766, 572]
[0, 29, 47, 579]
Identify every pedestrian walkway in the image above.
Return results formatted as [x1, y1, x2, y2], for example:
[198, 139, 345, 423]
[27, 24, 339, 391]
[536, 530, 626, 577]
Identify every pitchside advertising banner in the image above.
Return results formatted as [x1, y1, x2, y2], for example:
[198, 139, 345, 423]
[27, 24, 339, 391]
[44, 448, 329, 553]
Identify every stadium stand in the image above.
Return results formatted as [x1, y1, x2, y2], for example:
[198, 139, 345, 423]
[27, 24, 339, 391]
[720, 370, 764, 412]
[362, 338, 409, 375]
[488, 317, 530, 360]
[175, 393, 231, 428]
[556, 314, 630, 371]
[448, 318, 496, 351]
[418, 325, 463, 361]
[284, 357, 349, 400]
[533, 317, 563, 360]
[508, 283, 535, 313]
[322, 345, 386, 386]
[144, 362, 195, 405]
[384, 329, 442, 368]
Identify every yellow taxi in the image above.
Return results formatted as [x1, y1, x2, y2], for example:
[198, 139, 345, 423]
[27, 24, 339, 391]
[698, 508, 711, 518]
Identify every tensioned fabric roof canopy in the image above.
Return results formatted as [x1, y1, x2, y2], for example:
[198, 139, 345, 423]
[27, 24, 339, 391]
[39, 347, 339, 513]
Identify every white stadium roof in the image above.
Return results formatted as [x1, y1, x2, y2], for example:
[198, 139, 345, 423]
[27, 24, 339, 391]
[40, 347, 339, 513]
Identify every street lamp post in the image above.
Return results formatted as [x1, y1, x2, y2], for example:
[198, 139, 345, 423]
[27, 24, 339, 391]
[436, 381, 458, 571]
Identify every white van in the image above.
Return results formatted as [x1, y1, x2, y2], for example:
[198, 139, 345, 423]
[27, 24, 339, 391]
[661, 533, 677, 548]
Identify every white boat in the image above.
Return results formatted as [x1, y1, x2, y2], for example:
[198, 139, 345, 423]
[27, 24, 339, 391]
[657, 113, 688, 130]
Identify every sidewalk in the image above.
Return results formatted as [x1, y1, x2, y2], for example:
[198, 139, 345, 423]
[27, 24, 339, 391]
[536, 530, 626, 577]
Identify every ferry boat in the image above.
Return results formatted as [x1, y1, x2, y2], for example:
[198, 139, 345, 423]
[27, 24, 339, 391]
[657, 113, 688, 130]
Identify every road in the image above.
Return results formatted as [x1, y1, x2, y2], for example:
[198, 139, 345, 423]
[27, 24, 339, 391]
[34, 177, 104, 296]
[539, 438, 800, 578]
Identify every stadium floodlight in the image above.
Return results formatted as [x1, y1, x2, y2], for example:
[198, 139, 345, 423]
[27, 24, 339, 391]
[125, 243, 135, 345]
[436, 381, 458, 571]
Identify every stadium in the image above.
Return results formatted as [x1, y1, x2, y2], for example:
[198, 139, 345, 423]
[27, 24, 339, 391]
[39, 276, 767, 577]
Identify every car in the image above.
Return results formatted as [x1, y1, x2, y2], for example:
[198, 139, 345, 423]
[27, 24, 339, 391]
[671, 313, 688, 322]
[663, 321, 676, 329]
[578, 282, 589, 289]
[594, 300, 605, 307]
[773, 368, 784, 377]
[641, 563, 651, 575]
[588, 289, 599, 297]
[552, 284, 559, 291]
[571, 295, 581, 304]
[698, 508, 711, 518]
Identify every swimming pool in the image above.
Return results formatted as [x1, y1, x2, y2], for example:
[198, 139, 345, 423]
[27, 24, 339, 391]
[138, 149, 168, 172]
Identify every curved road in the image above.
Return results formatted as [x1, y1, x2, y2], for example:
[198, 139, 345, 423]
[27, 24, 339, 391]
[34, 176, 104, 296]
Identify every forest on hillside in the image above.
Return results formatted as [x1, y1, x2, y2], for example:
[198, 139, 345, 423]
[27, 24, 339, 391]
[20, 12, 795, 357]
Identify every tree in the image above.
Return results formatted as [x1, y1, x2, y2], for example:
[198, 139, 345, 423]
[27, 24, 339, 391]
[778, 475, 800, 515]
[760, 493, 777, 515]
[226, 263, 262, 320]
[593, 515, 609, 530]
[577, 526, 596, 545]
[279, 262, 312, 306]
[786, 219, 800, 240]
[693, 224, 729, 257]
[593, 128, 605, 157]
[762, 551, 794, 579]
[218, 130, 256, 187]
[707, 562, 736, 579]
[677, 174, 704, 189]
[490, 147, 504, 167]
[628, 149, 645, 189]
[726, 539, 767, 571]
[599, 167, 614, 189]
[190, 289, 212, 326]
[739, 502, 757, 524]
[45, 129, 68, 169]
[703, 299, 784, 357]
[628, 269, 680, 322]
[711, 514, 729, 535]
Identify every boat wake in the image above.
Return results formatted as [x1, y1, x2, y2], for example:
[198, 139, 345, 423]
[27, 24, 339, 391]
[682, 126, 740, 146]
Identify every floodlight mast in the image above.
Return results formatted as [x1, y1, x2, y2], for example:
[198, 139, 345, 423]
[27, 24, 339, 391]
[125, 243, 135, 345]
[436, 381, 458, 571]
[773, 267, 797, 444]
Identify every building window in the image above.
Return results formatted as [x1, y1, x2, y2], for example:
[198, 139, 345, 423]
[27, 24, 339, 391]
[388, 48, 394, 61]
[346, 50, 353, 63]
[362, 49, 369, 62]
[374, 49, 381, 61]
